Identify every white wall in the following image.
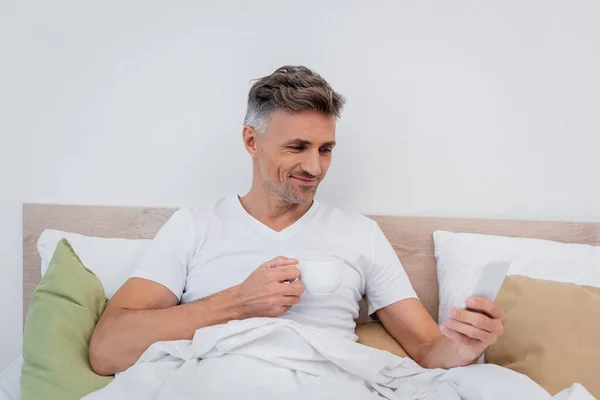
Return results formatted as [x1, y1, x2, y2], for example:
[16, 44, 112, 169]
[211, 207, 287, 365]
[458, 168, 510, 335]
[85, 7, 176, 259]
[1, 0, 599, 371]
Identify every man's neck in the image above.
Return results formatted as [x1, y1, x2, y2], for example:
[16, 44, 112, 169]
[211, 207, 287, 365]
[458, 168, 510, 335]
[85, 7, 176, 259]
[239, 187, 313, 232]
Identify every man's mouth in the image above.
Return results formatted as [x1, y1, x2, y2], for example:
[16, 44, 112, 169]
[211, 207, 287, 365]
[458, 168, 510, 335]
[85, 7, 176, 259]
[291, 176, 318, 186]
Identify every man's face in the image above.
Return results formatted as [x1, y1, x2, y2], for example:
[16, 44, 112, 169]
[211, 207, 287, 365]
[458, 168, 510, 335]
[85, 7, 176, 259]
[247, 110, 336, 204]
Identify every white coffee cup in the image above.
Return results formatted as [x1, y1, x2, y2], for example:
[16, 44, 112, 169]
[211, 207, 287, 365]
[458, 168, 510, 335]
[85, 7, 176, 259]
[297, 256, 343, 295]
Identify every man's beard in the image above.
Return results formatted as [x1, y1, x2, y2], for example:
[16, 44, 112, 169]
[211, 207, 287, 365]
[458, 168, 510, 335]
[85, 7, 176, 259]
[264, 177, 318, 204]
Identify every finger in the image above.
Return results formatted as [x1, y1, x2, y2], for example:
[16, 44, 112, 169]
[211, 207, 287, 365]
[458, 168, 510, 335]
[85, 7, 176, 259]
[465, 297, 506, 320]
[445, 318, 496, 343]
[440, 325, 478, 347]
[281, 281, 305, 296]
[281, 295, 301, 306]
[270, 265, 301, 282]
[263, 256, 299, 268]
[451, 308, 503, 333]
[279, 305, 293, 314]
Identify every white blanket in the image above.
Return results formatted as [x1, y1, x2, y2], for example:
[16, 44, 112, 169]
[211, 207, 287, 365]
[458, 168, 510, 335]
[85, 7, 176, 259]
[83, 318, 596, 400]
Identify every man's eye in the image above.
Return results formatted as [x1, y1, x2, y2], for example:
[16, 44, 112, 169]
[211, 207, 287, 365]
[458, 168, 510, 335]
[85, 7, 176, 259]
[320, 148, 332, 154]
[289, 146, 303, 151]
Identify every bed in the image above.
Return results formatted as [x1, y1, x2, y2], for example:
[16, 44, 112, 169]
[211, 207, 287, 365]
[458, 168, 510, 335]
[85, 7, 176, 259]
[1, 203, 599, 399]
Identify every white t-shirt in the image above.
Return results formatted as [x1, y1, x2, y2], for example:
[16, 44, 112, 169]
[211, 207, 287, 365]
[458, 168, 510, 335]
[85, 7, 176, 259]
[131, 196, 417, 340]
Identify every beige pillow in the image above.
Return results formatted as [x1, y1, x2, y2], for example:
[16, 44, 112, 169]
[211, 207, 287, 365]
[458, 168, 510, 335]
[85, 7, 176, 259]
[485, 275, 600, 397]
[355, 322, 409, 358]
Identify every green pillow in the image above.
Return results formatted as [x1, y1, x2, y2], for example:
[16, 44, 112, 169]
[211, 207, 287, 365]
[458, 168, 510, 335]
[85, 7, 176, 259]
[21, 238, 113, 399]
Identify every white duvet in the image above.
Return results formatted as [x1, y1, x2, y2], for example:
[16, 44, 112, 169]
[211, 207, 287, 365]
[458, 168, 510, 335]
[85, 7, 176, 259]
[82, 318, 595, 400]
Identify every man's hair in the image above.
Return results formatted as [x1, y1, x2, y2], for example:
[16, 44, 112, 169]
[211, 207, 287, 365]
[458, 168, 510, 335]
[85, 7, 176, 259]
[244, 65, 346, 132]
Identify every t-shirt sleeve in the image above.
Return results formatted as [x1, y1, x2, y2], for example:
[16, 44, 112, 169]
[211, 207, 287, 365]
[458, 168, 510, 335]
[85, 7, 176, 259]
[364, 221, 419, 316]
[129, 208, 196, 301]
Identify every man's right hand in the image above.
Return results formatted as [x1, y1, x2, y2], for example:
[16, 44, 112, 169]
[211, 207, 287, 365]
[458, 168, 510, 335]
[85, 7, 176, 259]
[235, 256, 305, 318]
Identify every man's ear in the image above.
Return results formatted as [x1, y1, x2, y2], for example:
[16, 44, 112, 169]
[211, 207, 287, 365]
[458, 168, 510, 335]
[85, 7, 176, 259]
[242, 125, 260, 157]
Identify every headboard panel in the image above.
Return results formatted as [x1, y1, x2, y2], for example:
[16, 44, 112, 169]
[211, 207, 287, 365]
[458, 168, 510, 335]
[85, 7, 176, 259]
[23, 203, 600, 325]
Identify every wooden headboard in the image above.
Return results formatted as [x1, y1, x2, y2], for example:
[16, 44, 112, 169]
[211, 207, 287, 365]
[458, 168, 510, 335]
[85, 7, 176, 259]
[23, 203, 600, 324]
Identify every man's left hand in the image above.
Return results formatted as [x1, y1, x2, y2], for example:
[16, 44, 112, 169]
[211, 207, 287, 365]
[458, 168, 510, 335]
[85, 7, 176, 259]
[440, 297, 506, 362]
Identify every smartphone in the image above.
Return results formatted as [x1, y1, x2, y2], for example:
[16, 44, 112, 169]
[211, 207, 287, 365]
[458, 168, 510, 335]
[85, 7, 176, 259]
[466, 260, 511, 315]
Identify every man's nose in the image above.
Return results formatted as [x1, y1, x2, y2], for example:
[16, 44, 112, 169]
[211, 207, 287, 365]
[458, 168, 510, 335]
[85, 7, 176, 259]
[300, 150, 322, 177]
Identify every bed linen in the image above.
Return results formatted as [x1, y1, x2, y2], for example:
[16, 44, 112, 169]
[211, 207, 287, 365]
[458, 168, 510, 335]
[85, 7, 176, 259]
[82, 318, 596, 400]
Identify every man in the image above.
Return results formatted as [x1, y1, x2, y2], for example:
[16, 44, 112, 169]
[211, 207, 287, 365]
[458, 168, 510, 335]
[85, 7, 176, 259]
[89, 65, 505, 377]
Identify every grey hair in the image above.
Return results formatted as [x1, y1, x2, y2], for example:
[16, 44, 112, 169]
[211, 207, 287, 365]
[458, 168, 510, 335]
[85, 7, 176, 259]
[244, 98, 270, 133]
[243, 65, 345, 133]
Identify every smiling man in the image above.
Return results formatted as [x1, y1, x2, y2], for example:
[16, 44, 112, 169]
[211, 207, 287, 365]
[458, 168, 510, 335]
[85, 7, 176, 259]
[89, 65, 505, 378]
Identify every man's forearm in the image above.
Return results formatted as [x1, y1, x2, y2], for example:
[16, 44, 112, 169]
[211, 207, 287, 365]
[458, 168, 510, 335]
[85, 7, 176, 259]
[90, 286, 245, 376]
[420, 333, 479, 369]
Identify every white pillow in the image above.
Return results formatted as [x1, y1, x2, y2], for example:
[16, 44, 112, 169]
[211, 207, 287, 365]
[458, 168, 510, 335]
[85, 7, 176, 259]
[37, 229, 152, 299]
[434, 230, 600, 325]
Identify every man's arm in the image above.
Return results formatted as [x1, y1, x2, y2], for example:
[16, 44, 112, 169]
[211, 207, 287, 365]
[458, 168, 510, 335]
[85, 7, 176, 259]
[376, 297, 505, 369]
[89, 278, 242, 376]
[89, 257, 303, 376]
